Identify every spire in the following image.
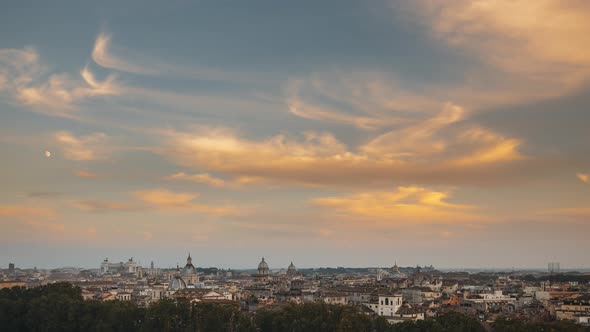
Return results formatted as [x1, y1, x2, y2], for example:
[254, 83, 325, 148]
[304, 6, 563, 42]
[187, 252, 192, 265]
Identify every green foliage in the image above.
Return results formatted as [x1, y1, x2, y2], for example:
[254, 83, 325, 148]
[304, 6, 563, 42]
[0, 283, 253, 332]
[494, 317, 590, 332]
[255, 302, 373, 332]
[1, 284, 590, 332]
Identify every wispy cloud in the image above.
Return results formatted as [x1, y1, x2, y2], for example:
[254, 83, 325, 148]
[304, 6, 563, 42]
[74, 170, 98, 178]
[134, 189, 236, 215]
[312, 186, 480, 224]
[92, 33, 257, 83]
[165, 172, 226, 187]
[0, 48, 120, 117]
[25, 191, 64, 198]
[286, 72, 442, 130]
[577, 173, 590, 184]
[55, 131, 109, 161]
[404, 0, 590, 106]
[538, 207, 590, 221]
[158, 103, 527, 187]
[72, 200, 141, 213]
[0, 205, 56, 219]
[69, 189, 239, 216]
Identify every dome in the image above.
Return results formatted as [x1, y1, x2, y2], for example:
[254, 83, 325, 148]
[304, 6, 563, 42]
[287, 261, 297, 276]
[257, 257, 269, 275]
[168, 275, 187, 290]
[182, 253, 197, 276]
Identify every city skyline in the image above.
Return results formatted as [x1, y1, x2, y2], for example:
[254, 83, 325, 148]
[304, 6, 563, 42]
[2, 1, 590, 269]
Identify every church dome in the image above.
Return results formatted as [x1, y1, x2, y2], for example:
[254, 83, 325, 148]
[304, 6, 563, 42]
[168, 275, 187, 290]
[182, 253, 197, 276]
[258, 257, 269, 275]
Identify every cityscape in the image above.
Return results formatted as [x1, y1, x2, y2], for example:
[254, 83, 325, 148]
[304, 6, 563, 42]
[2, 256, 590, 329]
[2, 0, 590, 331]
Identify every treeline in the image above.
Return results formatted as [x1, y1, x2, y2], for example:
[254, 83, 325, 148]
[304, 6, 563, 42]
[1, 283, 589, 332]
[521, 273, 590, 284]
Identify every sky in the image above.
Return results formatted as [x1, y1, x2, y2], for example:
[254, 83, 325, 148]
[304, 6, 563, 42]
[1, 0, 590, 270]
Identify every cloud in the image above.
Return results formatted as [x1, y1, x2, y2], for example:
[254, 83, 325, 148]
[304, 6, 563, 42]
[577, 173, 590, 184]
[55, 131, 109, 161]
[134, 189, 236, 215]
[25, 191, 64, 198]
[406, 0, 590, 105]
[92, 33, 256, 82]
[92, 33, 147, 75]
[312, 186, 480, 224]
[74, 170, 98, 178]
[0, 205, 65, 240]
[0, 205, 56, 220]
[538, 207, 590, 221]
[72, 200, 141, 213]
[0, 48, 120, 117]
[165, 172, 226, 187]
[286, 72, 442, 130]
[159, 104, 527, 187]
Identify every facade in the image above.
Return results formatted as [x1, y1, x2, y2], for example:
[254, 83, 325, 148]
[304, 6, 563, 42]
[365, 291, 403, 317]
[556, 294, 590, 321]
[100, 257, 139, 275]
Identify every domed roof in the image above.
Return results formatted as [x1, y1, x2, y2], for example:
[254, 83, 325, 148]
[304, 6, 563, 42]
[182, 253, 197, 276]
[287, 261, 296, 271]
[258, 257, 269, 270]
[257, 257, 269, 275]
[168, 275, 187, 290]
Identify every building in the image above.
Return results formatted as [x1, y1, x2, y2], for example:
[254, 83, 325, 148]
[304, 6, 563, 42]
[257, 257, 269, 276]
[181, 253, 199, 285]
[287, 262, 297, 277]
[168, 267, 187, 291]
[364, 290, 403, 317]
[556, 294, 590, 321]
[391, 262, 406, 279]
[99, 257, 139, 275]
[8, 263, 15, 274]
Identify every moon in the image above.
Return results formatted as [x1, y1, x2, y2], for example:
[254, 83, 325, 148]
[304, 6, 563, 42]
[44, 150, 51, 158]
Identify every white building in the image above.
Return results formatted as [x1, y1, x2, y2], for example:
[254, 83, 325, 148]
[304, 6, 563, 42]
[99, 257, 139, 275]
[365, 291, 403, 317]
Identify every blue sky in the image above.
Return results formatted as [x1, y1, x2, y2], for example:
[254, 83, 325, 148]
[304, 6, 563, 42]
[1, 0, 590, 270]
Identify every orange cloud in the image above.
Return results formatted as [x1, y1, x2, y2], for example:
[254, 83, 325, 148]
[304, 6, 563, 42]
[312, 186, 480, 224]
[134, 189, 236, 215]
[55, 131, 108, 161]
[0, 205, 55, 219]
[72, 200, 140, 213]
[409, 0, 590, 105]
[577, 173, 589, 184]
[165, 172, 226, 187]
[74, 170, 98, 178]
[159, 105, 526, 187]
[538, 207, 590, 221]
